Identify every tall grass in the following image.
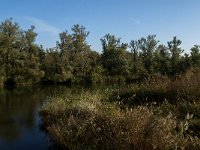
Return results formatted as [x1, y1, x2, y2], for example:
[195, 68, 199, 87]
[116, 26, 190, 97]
[111, 70, 200, 107]
[40, 70, 200, 149]
[40, 86, 200, 149]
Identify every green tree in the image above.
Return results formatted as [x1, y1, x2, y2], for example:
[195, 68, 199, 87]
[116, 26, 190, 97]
[130, 40, 139, 74]
[168, 36, 183, 76]
[153, 44, 171, 75]
[190, 45, 200, 68]
[90, 51, 104, 83]
[138, 35, 159, 74]
[101, 34, 129, 81]
[71, 24, 90, 53]
[0, 19, 44, 85]
[42, 48, 65, 82]
[52, 25, 96, 83]
[0, 18, 27, 84]
[23, 26, 44, 83]
[179, 53, 191, 73]
[56, 31, 73, 81]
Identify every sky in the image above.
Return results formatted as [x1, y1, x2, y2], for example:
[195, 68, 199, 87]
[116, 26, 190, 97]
[0, 0, 200, 53]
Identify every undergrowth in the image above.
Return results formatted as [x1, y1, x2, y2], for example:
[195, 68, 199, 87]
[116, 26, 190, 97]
[40, 70, 200, 149]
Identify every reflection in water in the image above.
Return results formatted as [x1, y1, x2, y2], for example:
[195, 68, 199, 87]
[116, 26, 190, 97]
[0, 84, 127, 150]
[0, 87, 43, 142]
[0, 85, 70, 150]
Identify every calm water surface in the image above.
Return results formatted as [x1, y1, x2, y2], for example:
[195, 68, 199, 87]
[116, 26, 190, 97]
[0, 85, 80, 150]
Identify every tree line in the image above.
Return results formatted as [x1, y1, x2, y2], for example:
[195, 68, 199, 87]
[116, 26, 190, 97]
[0, 18, 200, 85]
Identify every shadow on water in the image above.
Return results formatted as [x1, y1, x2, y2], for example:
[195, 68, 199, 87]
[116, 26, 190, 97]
[0, 85, 74, 150]
[0, 83, 129, 150]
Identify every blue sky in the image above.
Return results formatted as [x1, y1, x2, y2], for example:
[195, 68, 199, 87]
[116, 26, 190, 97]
[0, 0, 200, 53]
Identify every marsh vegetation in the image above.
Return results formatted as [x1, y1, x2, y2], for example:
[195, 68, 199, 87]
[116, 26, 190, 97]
[0, 18, 200, 149]
[41, 70, 200, 150]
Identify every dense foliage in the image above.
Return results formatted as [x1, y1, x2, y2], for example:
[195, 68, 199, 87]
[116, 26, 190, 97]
[0, 19, 200, 85]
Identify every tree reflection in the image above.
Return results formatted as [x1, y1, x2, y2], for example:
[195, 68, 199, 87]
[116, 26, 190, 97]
[0, 87, 45, 142]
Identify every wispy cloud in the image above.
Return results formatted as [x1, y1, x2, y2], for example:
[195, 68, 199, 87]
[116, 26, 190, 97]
[131, 18, 141, 25]
[24, 17, 61, 35]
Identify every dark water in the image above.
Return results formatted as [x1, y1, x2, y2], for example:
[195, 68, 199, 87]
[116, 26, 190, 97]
[0, 84, 128, 150]
[0, 85, 78, 150]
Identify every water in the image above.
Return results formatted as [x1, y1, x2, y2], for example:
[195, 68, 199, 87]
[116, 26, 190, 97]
[0, 84, 128, 150]
[0, 85, 72, 150]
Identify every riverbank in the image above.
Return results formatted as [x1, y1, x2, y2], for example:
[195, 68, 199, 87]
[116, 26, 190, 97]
[40, 72, 200, 149]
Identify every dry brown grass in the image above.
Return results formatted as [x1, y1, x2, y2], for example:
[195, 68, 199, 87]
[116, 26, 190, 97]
[40, 89, 200, 150]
